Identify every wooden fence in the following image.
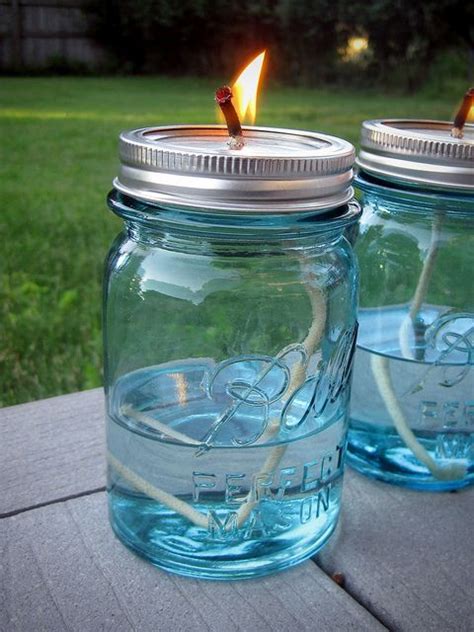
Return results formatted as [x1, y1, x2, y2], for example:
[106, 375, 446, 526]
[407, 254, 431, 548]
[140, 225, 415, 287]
[0, 0, 105, 70]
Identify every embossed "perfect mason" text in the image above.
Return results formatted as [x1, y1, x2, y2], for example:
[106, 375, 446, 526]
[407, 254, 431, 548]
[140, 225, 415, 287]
[192, 442, 344, 539]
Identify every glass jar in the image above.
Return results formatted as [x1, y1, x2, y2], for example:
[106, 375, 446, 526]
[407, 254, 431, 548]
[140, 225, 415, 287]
[348, 119, 474, 491]
[104, 125, 360, 579]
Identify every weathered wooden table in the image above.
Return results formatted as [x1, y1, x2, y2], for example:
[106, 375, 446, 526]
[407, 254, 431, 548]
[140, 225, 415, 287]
[1, 389, 473, 631]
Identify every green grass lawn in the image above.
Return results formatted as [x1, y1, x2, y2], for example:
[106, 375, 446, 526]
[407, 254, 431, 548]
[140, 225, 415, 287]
[0, 76, 461, 406]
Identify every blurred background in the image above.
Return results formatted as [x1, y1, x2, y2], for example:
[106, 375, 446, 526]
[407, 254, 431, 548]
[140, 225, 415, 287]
[1, 0, 473, 407]
[1, 0, 473, 91]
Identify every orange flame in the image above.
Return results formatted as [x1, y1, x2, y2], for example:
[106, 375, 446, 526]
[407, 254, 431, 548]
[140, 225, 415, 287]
[231, 51, 266, 124]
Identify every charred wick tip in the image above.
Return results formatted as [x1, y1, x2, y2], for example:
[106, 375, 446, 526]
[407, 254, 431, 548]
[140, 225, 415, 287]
[215, 85, 233, 105]
[452, 87, 474, 139]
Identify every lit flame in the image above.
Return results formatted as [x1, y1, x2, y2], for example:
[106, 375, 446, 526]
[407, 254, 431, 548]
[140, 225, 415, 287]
[232, 51, 265, 124]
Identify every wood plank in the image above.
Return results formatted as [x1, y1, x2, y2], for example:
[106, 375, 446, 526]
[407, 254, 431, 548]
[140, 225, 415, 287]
[0, 389, 105, 516]
[2, 388, 473, 629]
[317, 472, 474, 631]
[0, 492, 385, 632]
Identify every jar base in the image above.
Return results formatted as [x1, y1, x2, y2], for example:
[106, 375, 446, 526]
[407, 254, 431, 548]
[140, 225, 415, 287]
[347, 426, 473, 492]
[108, 494, 339, 580]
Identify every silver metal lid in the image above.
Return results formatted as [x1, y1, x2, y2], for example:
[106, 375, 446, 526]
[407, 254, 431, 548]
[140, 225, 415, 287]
[358, 119, 474, 191]
[114, 125, 355, 213]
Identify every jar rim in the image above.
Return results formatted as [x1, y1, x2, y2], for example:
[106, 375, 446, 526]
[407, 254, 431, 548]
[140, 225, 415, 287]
[355, 170, 473, 201]
[355, 172, 473, 218]
[108, 190, 362, 233]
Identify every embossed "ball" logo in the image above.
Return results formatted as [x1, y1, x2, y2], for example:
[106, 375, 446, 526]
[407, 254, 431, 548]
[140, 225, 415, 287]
[425, 312, 474, 387]
[198, 326, 357, 451]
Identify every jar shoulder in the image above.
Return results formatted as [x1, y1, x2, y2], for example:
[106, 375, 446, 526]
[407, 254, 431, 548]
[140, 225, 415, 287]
[104, 232, 358, 289]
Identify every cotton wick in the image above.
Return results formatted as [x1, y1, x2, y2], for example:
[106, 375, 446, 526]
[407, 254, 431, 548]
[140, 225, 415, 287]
[451, 87, 474, 139]
[215, 85, 244, 149]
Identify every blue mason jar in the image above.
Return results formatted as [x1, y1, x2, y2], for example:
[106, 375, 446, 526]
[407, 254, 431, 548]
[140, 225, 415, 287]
[104, 125, 360, 579]
[348, 119, 474, 491]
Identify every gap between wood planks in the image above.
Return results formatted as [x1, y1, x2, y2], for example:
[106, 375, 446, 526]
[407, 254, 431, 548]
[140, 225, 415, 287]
[313, 559, 391, 631]
[0, 486, 106, 519]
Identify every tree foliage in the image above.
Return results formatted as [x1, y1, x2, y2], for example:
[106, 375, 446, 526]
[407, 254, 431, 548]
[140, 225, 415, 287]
[341, 0, 474, 90]
[84, 0, 473, 90]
